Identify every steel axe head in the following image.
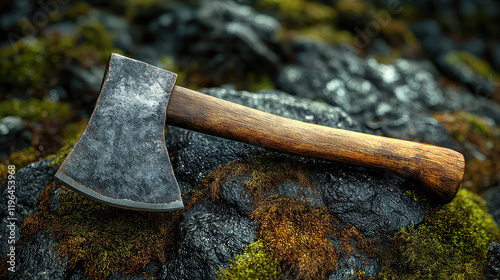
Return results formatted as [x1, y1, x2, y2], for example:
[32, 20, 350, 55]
[55, 54, 184, 211]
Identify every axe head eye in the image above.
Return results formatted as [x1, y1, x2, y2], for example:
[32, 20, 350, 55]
[55, 53, 184, 211]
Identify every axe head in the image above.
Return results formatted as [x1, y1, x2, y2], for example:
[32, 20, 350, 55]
[55, 54, 184, 211]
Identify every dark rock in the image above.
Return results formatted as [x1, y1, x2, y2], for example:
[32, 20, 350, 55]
[0, 0, 31, 31]
[491, 43, 500, 72]
[8, 230, 67, 280]
[485, 185, 500, 227]
[486, 242, 500, 280]
[327, 248, 379, 279]
[62, 64, 105, 112]
[0, 116, 32, 160]
[459, 38, 487, 58]
[0, 159, 56, 257]
[435, 53, 494, 97]
[276, 40, 457, 148]
[162, 202, 256, 280]
[411, 19, 443, 39]
[169, 1, 281, 79]
[43, 22, 78, 37]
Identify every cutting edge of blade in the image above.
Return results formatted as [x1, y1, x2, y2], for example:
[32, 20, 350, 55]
[54, 171, 185, 212]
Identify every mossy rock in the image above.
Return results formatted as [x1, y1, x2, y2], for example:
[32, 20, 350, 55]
[377, 189, 500, 279]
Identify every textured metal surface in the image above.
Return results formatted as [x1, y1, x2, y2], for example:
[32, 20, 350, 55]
[55, 53, 184, 211]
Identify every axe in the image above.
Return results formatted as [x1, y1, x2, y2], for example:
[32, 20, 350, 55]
[55, 54, 465, 211]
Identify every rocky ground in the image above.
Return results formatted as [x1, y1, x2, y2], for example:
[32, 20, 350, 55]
[0, 0, 500, 279]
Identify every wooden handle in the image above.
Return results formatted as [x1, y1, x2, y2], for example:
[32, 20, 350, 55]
[166, 86, 465, 203]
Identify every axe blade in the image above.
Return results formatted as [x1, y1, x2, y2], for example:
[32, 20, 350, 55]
[55, 53, 184, 211]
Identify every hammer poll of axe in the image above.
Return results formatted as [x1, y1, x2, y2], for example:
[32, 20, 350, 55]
[55, 53, 465, 211]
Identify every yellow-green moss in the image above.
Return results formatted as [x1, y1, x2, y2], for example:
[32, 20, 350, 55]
[216, 240, 281, 280]
[0, 147, 39, 183]
[0, 39, 49, 90]
[257, 0, 336, 26]
[190, 154, 374, 279]
[21, 181, 182, 280]
[377, 189, 500, 279]
[0, 98, 71, 122]
[445, 51, 500, 82]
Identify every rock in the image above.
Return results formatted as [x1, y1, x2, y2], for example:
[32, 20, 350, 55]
[0, 116, 32, 160]
[162, 202, 256, 280]
[327, 248, 379, 279]
[0, 159, 56, 257]
[9, 230, 67, 280]
[62, 64, 105, 111]
[276, 40, 457, 148]
[459, 38, 487, 58]
[485, 184, 500, 227]
[0, 0, 31, 32]
[486, 242, 500, 280]
[491, 43, 500, 72]
[168, 1, 281, 79]
[435, 53, 494, 97]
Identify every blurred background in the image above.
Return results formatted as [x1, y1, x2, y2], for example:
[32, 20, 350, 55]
[0, 0, 499, 199]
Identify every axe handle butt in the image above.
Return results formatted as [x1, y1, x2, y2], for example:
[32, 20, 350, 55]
[167, 86, 464, 204]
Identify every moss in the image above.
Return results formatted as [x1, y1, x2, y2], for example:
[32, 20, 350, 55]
[0, 147, 39, 183]
[247, 73, 275, 92]
[445, 51, 500, 82]
[434, 111, 500, 192]
[0, 18, 123, 96]
[216, 240, 281, 280]
[67, 1, 93, 19]
[257, 0, 336, 26]
[377, 189, 500, 279]
[76, 20, 124, 64]
[21, 181, 182, 279]
[0, 98, 71, 122]
[191, 154, 375, 279]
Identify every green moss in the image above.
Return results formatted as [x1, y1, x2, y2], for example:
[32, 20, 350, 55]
[21, 181, 182, 280]
[405, 189, 428, 203]
[76, 20, 124, 63]
[216, 240, 281, 280]
[0, 98, 71, 122]
[0, 18, 123, 95]
[377, 189, 500, 279]
[0, 39, 50, 90]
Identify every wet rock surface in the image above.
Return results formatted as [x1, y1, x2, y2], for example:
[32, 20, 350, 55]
[0, 159, 55, 258]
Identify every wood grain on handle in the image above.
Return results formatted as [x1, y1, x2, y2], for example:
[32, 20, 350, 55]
[166, 86, 465, 203]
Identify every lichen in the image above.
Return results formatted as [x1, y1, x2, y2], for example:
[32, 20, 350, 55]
[190, 154, 375, 279]
[21, 181, 182, 280]
[215, 240, 281, 280]
[377, 189, 500, 279]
